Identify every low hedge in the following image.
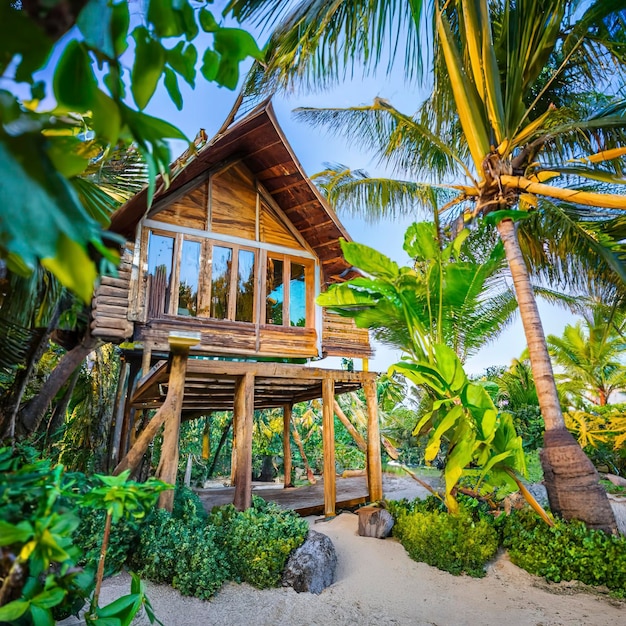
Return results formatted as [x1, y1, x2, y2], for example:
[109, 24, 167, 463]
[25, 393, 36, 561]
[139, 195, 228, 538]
[388, 496, 500, 577]
[500, 508, 626, 595]
[388, 495, 626, 595]
[128, 490, 308, 598]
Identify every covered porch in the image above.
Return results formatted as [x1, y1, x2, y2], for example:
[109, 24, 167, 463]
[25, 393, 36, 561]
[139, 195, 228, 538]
[112, 334, 383, 516]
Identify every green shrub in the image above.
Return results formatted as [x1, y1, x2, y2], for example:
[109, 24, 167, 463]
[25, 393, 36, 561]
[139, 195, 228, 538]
[212, 495, 309, 588]
[390, 496, 499, 577]
[74, 508, 140, 577]
[130, 489, 228, 599]
[501, 508, 626, 594]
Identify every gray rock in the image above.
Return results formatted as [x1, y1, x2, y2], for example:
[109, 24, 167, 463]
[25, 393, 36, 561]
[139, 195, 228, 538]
[357, 506, 394, 538]
[282, 530, 337, 594]
[526, 483, 549, 507]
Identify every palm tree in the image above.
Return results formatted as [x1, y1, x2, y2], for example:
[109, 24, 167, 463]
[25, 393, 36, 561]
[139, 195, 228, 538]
[226, 0, 626, 531]
[547, 305, 626, 407]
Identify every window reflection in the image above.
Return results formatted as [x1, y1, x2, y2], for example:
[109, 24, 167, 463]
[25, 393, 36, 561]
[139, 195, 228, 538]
[178, 239, 201, 316]
[236, 249, 255, 322]
[211, 246, 232, 319]
[290, 262, 306, 327]
[147, 233, 174, 317]
[266, 257, 284, 324]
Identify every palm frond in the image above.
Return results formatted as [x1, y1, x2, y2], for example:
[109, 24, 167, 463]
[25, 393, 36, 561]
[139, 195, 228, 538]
[227, 0, 430, 91]
[313, 163, 459, 221]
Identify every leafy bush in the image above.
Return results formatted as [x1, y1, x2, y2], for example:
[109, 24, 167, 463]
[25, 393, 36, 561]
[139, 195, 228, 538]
[131, 492, 308, 597]
[130, 491, 227, 599]
[74, 508, 140, 577]
[389, 496, 500, 577]
[212, 495, 309, 588]
[500, 508, 626, 594]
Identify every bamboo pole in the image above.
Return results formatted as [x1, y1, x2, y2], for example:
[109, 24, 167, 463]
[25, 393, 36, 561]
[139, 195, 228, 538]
[283, 404, 293, 488]
[363, 379, 383, 502]
[233, 372, 255, 511]
[322, 378, 336, 517]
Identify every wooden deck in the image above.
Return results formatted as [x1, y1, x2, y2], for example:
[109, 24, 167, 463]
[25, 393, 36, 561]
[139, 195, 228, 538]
[195, 475, 371, 516]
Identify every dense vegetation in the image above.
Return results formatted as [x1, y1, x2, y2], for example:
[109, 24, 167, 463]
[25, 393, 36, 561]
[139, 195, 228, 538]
[388, 496, 626, 595]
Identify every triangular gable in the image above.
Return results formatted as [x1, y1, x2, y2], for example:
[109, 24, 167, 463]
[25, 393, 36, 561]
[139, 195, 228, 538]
[110, 102, 359, 284]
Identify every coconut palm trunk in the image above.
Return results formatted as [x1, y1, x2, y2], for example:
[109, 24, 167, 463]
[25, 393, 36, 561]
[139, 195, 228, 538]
[497, 218, 616, 533]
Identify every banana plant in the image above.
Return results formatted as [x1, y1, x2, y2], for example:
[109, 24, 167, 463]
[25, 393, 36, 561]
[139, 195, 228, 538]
[318, 227, 550, 519]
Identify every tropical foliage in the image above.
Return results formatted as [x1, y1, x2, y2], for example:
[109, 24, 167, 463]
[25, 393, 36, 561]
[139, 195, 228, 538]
[1, 1, 262, 301]
[547, 305, 626, 407]
[229, 0, 626, 532]
[319, 228, 528, 513]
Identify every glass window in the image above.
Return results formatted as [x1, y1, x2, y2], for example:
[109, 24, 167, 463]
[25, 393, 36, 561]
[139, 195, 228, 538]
[236, 249, 255, 322]
[290, 262, 306, 327]
[178, 239, 201, 316]
[147, 232, 174, 316]
[266, 257, 284, 324]
[211, 246, 232, 319]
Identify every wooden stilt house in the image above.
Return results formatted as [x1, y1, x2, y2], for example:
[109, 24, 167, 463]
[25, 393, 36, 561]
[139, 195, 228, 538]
[95, 101, 382, 515]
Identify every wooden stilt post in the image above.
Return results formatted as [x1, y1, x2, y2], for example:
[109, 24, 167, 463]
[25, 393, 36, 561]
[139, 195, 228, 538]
[141, 341, 152, 376]
[283, 404, 293, 488]
[364, 378, 383, 502]
[233, 372, 254, 511]
[114, 334, 198, 505]
[322, 378, 336, 517]
[230, 415, 237, 487]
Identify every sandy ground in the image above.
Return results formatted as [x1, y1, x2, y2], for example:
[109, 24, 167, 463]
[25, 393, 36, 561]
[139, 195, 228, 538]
[90, 476, 625, 626]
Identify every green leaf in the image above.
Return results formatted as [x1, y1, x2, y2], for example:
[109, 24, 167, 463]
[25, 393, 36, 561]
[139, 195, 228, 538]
[32, 587, 66, 609]
[111, 1, 131, 56]
[29, 605, 54, 626]
[403, 222, 439, 261]
[166, 42, 197, 87]
[424, 404, 464, 462]
[77, 0, 115, 58]
[97, 593, 138, 617]
[41, 234, 98, 303]
[340, 240, 399, 278]
[131, 28, 165, 110]
[201, 49, 219, 82]
[90, 89, 122, 146]
[163, 68, 183, 110]
[0, 4, 52, 82]
[199, 8, 219, 32]
[53, 41, 98, 111]
[433, 343, 466, 392]
[212, 27, 264, 89]
[0, 520, 33, 545]
[46, 137, 89, 178]
[147, 0, 184, 38]
[0, 600, 30, 621]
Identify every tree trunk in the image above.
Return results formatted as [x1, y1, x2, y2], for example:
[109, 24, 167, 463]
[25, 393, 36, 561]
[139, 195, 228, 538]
[497, 218, 616, 533]
[208, 418, 233, 478]
[17, 332, 100, 436]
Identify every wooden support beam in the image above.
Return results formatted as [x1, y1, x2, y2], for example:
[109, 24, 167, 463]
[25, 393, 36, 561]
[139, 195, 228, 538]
[283, 404, 293, 488]
[333, 400, 366, 452]
[363, 379, 383, 503]
[322, 378, 336, 517]
[113, 334, 199, 498]
[233, 372, 255, 511]
[141, 342, 153, 377]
